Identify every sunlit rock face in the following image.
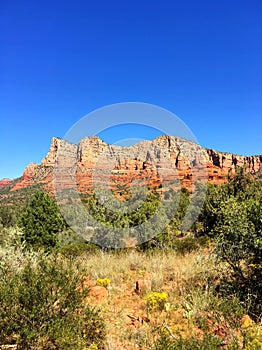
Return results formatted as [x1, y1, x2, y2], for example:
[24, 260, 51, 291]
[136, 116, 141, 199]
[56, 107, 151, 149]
[7, 136, 262, 195]
[0, 178, 13, 189]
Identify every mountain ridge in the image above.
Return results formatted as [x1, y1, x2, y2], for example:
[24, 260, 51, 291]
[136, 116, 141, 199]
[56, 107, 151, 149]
[1, 135, 261, 202]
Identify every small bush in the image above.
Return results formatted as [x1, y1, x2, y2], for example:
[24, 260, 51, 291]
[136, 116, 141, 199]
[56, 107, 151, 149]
[0, 226, 22, 248]
[242, 316, 262, 349]
[0, 254, 106, 349]
[144, 291, 168, 311]
[173, 236, 199, 255]
[154, 332, 226, 350]
[214, 196, 262, 320]
[96, 278, 111, 288]
[58, 242, 99, 258]
[0, 205, 16, 228]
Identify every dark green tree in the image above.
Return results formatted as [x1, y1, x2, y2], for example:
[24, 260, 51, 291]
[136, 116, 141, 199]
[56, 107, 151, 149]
[18, 190, 65, 250]
[200, 169, 262, 319]
[0, 206, 16, 228]
[198, 183, 227, 235]
[213, 196, 262, 319]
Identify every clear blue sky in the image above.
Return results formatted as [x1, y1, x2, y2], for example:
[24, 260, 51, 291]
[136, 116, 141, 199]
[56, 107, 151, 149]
[0, 0, 261, 179]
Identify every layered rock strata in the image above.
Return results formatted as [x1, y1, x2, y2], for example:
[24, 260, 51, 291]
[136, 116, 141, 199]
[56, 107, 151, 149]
[7, 136, 262, 195]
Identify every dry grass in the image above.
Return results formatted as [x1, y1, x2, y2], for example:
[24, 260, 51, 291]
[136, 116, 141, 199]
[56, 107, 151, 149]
[1, 235, 253, 349]
[73, 249, 228, 349]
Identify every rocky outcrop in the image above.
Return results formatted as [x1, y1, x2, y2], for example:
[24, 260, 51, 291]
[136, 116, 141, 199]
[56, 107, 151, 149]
[205, 149, 262, 184]
[0, 178, 13, 189]
[11, 163, 40, 191]
[4, 136, 262, 196]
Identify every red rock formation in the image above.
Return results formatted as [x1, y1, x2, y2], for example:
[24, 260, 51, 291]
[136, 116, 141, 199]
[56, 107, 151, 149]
[11, 163, 40, 191]
[0, 178, 13, 189]
[3, 136, 262, 196]
[135, 279, 152, 295]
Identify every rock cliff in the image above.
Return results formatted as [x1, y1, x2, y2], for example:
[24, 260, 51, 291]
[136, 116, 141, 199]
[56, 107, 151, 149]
[0, 178, 13, 189]
[6, 136, 262, 196]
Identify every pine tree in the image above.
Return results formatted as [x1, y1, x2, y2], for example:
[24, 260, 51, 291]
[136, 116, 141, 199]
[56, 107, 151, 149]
[18, 190, 65, 249]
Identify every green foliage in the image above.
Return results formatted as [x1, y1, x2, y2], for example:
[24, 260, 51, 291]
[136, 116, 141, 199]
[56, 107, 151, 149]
[84, 190, 162, 229]
[172, 236, 200, 255]
[58, 242, 99, 259]
[0, 255, 106, 349]
[18, 190, 65, 250]
[0, 205, 17, 228]
[83, 189, 174, 248]
[184, 289, 245, 331]
[0, 182, 42, 207]
[199, 168, 262, 237]
[227, 167, 255, 197]
[0, 226, 22, 248]
[200, 169, 262, 320]
[154, 332, 229, 350]
[214, 196, 262, 319]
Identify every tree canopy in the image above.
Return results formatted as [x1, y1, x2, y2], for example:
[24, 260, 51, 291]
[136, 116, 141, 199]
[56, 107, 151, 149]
[18, 190, 65, 250]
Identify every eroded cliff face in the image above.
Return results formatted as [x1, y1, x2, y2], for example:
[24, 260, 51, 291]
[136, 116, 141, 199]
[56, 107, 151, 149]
[7, 136, 262, 195]
[206, 149, 262, 183]
[0, 178, 13, 189]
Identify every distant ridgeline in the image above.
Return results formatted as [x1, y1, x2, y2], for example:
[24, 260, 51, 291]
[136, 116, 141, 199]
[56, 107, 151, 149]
[0, 136, 261, 205]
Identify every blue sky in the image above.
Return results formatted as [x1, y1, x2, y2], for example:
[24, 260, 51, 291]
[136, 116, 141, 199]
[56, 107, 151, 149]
[0, 0, 261, 179]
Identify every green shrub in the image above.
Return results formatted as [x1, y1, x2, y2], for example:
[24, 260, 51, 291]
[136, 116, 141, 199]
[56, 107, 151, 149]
[214, 197, 262, 319]
[0, 205, 16, 228]
[0, 226, 22, 248]
[173, 236, 199, 255]
[18, 190, 65, 250]
[58, 242, 99, 258]
[154, 333, 229, 350]
[198, 169, 262, 320]
[0, 255, 105, 349]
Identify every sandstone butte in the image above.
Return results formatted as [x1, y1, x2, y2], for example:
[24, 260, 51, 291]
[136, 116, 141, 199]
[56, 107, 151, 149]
[2, 135, 262, 197]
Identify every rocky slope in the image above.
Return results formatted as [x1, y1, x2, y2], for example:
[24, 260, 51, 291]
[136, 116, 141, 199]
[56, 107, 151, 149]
[0, 178, 13, 189]
[2, 136, 262, 198]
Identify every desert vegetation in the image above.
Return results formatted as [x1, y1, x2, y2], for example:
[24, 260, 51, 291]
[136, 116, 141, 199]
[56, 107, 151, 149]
[0, 168, 261, 349]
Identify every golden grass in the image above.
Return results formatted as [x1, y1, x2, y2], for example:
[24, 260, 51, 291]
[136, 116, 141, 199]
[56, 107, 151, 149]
[73, 249, 226, 349]
[1, 239, 256, 349]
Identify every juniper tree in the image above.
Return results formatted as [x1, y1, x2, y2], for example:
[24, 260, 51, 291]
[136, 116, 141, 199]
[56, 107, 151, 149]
[18, 190, 65, 250]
